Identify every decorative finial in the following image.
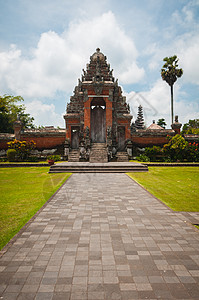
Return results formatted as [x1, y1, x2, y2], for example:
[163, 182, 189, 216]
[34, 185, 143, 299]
[96, 48, 100, 52]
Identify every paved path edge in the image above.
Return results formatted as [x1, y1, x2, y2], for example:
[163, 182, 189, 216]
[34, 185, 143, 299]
[0, 174, 72, 258]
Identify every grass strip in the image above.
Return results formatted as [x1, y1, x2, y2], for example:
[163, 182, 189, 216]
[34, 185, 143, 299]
[0, 167, 71, 250]
[127, 167, 199, 212]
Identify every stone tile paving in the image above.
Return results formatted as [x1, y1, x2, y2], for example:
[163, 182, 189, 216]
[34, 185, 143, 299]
[0, 173, 199, 300]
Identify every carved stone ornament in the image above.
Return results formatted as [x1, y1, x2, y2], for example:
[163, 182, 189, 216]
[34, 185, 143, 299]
[94, 82, 103, 95]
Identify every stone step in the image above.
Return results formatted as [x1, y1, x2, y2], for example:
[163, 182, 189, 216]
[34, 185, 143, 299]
[90, 143, 108, 163]
[117, 151, 129, 162]
[49, 162, 148, 173]
[68, 150, 79, 162]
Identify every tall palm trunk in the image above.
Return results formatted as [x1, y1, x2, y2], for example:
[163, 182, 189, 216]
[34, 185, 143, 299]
[171, 84, 174, 124]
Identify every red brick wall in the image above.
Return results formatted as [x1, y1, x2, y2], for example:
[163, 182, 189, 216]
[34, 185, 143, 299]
[105, 97, 112, 127]
[84, 98, 91, 130]
[132, 135, 168, 147]
[0, 140, 10, 149]
[20, 135, 66, 150]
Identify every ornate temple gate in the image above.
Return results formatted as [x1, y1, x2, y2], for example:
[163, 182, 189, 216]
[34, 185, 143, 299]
[64, 48, 132, 161]
[91, 98, 106, 143]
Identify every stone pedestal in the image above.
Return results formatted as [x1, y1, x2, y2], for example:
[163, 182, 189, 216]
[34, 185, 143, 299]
[13, 120, 22, 140]
[171, 115, 182, 134]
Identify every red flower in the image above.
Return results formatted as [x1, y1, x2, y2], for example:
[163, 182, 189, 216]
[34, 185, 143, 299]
[189, 143, 191, 145]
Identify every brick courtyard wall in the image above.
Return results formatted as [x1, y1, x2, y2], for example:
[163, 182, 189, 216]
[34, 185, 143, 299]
[0, 134, 15, 150]
[20, 134, 66, 150]
[131, 129, 175, 147]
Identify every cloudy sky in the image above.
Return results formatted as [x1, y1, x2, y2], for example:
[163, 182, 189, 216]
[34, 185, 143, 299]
[0, 0, 199, 128]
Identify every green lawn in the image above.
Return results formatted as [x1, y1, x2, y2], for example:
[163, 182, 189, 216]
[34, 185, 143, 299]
[0, 167, 71, 250]
[128, 167, 199, 212]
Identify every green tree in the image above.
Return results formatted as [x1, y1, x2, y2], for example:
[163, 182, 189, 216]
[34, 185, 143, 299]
[0, 95, 35, 133]
[161, 55, 183, 124]
[157, 118, 167, 129]
[182, 119, 199, 134]
[163, 134, 188, 161]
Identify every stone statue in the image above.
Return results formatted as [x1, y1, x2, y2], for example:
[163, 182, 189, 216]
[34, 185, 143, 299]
[107, 126, 112, 139]
[85, 126, 90, 138]
[175, 115, 178, 123]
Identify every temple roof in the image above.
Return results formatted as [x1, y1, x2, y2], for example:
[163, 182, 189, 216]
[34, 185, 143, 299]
[91, 48, 106, 62]
[83, 48, 114, 82]
[147, 122, 164, 130]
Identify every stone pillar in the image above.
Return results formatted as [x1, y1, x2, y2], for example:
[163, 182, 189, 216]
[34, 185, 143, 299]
[13, 120, 22, 140]
[105, 97, 112, 127]
[84, 98, 91, 130]
[171, 115, 182, 135]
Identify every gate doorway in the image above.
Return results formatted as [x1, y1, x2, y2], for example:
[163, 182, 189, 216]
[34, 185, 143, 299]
[118, 126, 125, 151]
[91, 98, 106, 143]
[71, 126, 79, 149]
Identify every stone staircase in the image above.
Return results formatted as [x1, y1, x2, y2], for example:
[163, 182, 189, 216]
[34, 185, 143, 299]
[117, 151, 129, 162]
[68, 150, 79, 162]
[89, 143, 108, 163]
[49, 162, 148, 173]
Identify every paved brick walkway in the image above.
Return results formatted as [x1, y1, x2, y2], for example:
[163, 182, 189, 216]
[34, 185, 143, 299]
[0, 173, 199, 300]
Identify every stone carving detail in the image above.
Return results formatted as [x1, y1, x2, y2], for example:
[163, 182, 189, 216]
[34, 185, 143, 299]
[94, 84, 103, 95]
[85, 126, 90, 138]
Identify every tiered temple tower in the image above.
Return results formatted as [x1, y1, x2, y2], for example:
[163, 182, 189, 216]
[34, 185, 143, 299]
[64, 48, 132, 161]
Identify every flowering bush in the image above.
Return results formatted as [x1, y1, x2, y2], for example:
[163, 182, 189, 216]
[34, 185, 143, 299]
[163, 135, 198, 162]
[186, 142, 199, 162]
[7, 139, 36, 161]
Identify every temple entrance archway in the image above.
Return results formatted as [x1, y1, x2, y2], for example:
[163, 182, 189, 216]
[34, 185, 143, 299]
[71, 126, 79, 149]
[91, 98, 106, 143]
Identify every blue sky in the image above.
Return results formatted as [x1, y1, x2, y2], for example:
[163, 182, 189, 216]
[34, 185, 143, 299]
[0, 0, 199, 128]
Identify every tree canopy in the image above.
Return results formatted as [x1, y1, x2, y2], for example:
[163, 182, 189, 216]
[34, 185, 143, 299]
[161, 55, 183, 124]
[161, 55, 183, 86]
[0, 95, 35, 133]
[157, 118, 167, 129]
[182, 119, 199, 134]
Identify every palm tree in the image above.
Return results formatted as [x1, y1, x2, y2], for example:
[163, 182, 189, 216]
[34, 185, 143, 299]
[161, 55, 183, 124]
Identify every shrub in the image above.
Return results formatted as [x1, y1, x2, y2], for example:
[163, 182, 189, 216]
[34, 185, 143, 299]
[145, 146, 163, 161]
[47, 155, 61, 162]
[26, 156, 39, 162]
[185, 142, 199, 162]
[163, 135, 199, 162]
[136, 154, 150, 162]
[0, 157, 7, 162]
[7, 139, 36, 161]
[163, 134, 188, 161]
[7, 149, 17, 162]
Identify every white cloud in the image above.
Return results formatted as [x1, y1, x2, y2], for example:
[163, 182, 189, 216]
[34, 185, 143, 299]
[0, 11, 144, 100]
[179, 35, 199, 85]
[25, 100, 65, 127]
[126, 79, 198, 127]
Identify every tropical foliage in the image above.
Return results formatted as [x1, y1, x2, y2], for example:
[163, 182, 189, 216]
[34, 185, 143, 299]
[0, 95, 35, 133]
[161, 55, 183, 123]
[7, 139, 36, 161]
[182, 119, 199, 134]
[137, 135, 198, 162]
[157, 118, 167, 129]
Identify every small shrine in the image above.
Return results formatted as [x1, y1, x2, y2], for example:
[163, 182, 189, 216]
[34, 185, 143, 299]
[64, 48, 132, 162]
